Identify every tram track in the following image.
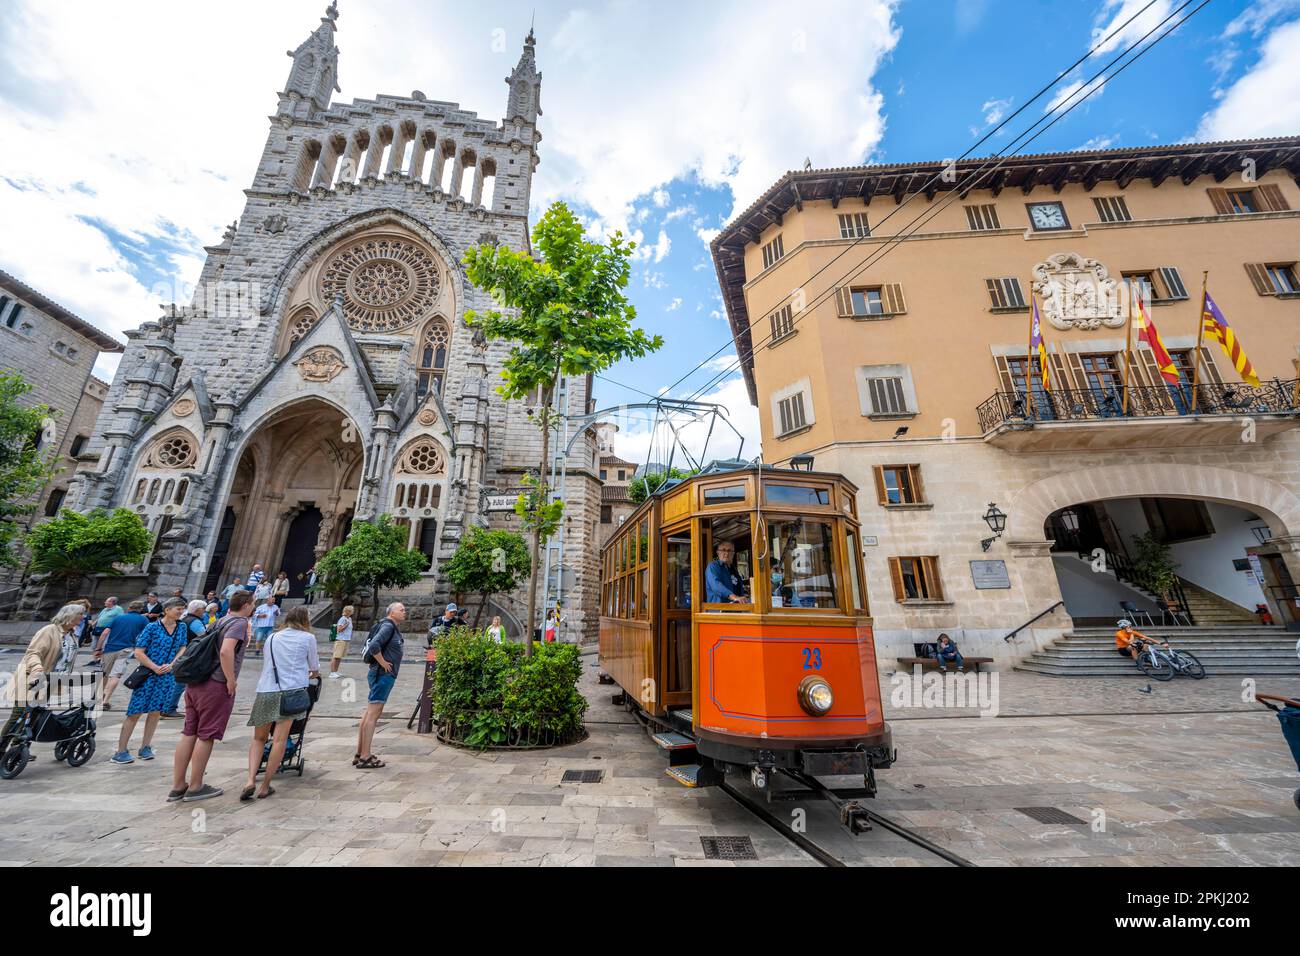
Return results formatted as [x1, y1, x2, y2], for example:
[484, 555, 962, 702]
[719, 774, 976, 868]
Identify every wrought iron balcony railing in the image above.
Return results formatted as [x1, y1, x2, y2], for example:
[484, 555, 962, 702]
[977, 379, 1300, 434]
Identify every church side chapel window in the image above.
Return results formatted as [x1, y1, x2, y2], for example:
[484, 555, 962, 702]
[417, 318, 450, 399]
[144, 433, 198, 469]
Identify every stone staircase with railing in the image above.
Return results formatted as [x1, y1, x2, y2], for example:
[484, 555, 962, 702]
[1015, 625, 1300, 677]
[1175, 578, 1260, 626]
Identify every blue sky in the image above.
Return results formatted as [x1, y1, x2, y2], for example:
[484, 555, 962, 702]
[1, 0, 1297, 462]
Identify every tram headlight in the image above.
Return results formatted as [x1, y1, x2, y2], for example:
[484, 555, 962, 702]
[797, 675, 834, 716]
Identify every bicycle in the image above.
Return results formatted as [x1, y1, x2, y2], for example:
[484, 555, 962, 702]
[1136, 641, 1206, 681]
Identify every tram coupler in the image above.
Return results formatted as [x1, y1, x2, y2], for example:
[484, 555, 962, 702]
[840, 801, 873, 834]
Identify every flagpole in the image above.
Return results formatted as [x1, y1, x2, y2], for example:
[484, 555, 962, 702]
[1026, 288, 1036, 413]
[1190, 270, 1208, 413]
[1121, 279, 1135, 416]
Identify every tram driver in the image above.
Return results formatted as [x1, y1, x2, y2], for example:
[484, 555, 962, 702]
[706, 539, 749, 606]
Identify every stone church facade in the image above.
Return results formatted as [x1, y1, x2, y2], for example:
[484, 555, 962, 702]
[70, 5, 601, 639]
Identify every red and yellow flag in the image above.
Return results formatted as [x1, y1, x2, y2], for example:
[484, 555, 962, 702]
[1029, 295, 1051, 392]
[1133, 286, 1179, 385]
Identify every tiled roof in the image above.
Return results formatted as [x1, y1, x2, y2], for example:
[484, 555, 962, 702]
[0, 268, 124, 353]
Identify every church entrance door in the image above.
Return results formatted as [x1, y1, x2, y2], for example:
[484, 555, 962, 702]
[280, 506, 323, 598]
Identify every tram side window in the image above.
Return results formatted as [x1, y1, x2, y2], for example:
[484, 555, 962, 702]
[845, 529, 866, 611]
[703, 514, 753, 610]
[766, 518, 840, 610]
[665, 534, 692, 609]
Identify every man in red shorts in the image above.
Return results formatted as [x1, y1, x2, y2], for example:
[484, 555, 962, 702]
[168, 589, 254, 802]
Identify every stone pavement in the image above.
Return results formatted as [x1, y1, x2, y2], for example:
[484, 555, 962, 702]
[0, 648, 1296, 867]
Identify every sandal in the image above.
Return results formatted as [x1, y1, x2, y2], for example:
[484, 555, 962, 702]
[256, 786, 276, 799]
[356, 755, 385, 769]
[352, 753, 361, 766]
[239, 785, 256, 802]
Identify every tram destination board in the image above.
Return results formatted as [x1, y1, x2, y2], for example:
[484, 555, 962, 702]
[969, 559, 1011, 590]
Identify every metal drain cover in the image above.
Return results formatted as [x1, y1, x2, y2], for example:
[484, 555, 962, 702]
[701, 836, 757, 861]
[562, 769, 604, 783]
[1015, 806, 1087, 825]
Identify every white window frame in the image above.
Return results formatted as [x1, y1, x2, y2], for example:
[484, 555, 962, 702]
[856, 364, 918, 419]
[771, 377, 815, 438]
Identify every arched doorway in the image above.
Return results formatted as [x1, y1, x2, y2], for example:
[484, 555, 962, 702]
[220, 400, 363, 589]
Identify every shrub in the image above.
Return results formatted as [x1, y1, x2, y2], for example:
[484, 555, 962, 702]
[431, 628, 585, 748]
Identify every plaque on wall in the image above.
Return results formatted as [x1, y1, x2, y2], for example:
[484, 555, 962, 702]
[970, 559, 1011, 590]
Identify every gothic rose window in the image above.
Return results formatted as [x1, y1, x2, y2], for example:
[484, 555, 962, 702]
[319, 237, 441, 333]
[396, 439, 446, 475]
[144, 434, 197, 469]
[417, 317, 450, 399]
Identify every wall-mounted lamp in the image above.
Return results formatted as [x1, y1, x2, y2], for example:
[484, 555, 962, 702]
[981, 502, 1007, 552]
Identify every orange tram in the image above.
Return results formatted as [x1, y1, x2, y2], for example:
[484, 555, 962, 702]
[598, 462, 893, 825]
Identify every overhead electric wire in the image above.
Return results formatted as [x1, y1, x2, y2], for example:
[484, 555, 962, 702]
[679, 0, 1210, 405]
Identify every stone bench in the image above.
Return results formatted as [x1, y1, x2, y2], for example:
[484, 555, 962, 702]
[897, 656, 993, 673]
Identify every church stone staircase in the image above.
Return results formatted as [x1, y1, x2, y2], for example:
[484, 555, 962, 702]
[1176, 578, 1260, 626]
[1015, 625, 1300, 677]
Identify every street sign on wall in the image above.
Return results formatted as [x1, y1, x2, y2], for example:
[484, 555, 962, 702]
[485, 494, 521, 512]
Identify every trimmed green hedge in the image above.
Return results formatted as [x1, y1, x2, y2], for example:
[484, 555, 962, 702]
[430, 628, 587, 748]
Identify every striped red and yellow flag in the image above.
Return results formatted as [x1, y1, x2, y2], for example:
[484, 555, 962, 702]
[1202, 291, 1260, 386]
[1134, 287, 1179, 385]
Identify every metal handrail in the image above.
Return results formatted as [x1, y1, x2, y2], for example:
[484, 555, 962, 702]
[977, 378, 1300, 433]
[1003, 600, 1065, 642]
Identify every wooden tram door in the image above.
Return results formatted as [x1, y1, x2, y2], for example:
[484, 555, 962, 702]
[660, 529, 693, 708]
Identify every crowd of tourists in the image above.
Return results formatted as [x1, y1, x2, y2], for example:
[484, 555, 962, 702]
[0, 560, 442, 802]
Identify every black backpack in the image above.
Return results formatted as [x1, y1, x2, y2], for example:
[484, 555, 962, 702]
[172, 618, 232, 685]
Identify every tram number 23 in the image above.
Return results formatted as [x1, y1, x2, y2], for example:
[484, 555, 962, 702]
[801, 647, 822, 670]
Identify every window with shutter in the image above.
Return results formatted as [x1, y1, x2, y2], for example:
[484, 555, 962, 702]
[1156, 266, 1188, 300]
[777, 393, 808, 435]
[1257, 183, 1290, 212]
[892, 556, 942, 601]
[868, 377, 907, 414]
[1265, 263, 1300, 294]
[769, 305, 795, 342]
[964, 204, 1000, 230]
[761, 235, 785, 270]
[1244, 262, 1273, 296]
[985, 277, 1026, 309]
[837, 213, 870, 238]
[875, 464, 923, 505]
[1226, 189, 1259, 214]
[1092, 196, 1132, 222]
[850, 287, 885, 316]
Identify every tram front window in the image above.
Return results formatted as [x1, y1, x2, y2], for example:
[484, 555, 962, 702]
[767, 518, 840, 609]
[703, 515, 752, 610]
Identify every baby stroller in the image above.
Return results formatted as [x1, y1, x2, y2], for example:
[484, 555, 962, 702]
[1256, 693, 1300, 811]
[257, 677, 321, 778]
[1, 703, 97, 780]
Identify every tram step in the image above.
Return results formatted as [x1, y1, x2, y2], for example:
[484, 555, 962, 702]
[651, 731, 696, 751]
[667, 709, 693, 732]
[665, 763, 722, 789]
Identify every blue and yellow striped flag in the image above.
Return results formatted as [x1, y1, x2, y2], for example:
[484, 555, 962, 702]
[1202, 291, 1259, 386]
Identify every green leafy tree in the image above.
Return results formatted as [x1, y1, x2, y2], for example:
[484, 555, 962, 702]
[0, 372, 59, 567]
[26, 507, 151, 596]
[628, 467, 696, 504]
[463, 201, 663, 653]
[315, 514, 429, 623]
[442, 526, 530, 627]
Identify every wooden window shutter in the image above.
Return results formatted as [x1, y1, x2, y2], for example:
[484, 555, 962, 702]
[884, 283, 907, 314]
[1197, 346, 1224, 384]
[873, 466, 888, 505]
[1048, 352, 1070, 392]
[1258, 183, 1289, 212]
[994, 355, 1017, 393]
[911, 464, 926, 503]
[1156, 266, 1188, 299]
[924, 557, 944, 600]
[1064, 351, 1088, 392]
[836, 287, 854, 317]
[1244, 262, 1274, 296]
[1206, 188, 1232, 215]
[985, 278, 1001, 308]
[888, 558, 905, 603]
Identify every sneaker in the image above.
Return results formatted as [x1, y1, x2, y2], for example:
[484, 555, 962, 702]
[182, 784, 223, 802]
[329, 673, 341, 680]
[138, 746, 156, 761]
[166, 786, 188, 803]
[110, 750, 134, 765]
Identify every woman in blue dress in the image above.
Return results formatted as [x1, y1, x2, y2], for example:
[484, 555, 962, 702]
[112, 597, 188, 765]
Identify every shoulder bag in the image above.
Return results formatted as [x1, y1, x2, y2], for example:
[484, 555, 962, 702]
[268, 633, 312, 717]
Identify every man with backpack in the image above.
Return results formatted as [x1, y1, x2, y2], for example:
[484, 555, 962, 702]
[168, 589, 254, 803]
[355, 602, 406, 770]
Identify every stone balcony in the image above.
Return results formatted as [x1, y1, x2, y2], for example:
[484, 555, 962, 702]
[976, 380, 1300, 451]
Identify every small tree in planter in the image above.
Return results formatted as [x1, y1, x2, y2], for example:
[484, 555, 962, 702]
[0, 372, 59, 568]
[463, 201, 663, 654]
[629, 466, 696, 505]
[442, 526, 530, 627]
[26, 508, 151, 598]
[1131, 532, 1181, 600]
[315, 514, 429, 624]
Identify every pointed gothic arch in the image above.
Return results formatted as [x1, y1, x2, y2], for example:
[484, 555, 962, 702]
[416, 315, 451, 399]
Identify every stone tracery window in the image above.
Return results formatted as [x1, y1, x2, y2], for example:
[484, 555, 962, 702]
[396, 438, 446, 476]
[319, 236, 442, 333]
[287, 307, 318, 346]
[417, 317, 450, 399]
[144, 432, 197, 469]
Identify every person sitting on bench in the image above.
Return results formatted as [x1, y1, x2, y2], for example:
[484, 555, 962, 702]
[934, 633, 964, 672]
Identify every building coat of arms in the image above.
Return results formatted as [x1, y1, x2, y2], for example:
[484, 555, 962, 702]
[1031, 252, 1124, 331]
[293, 345, 346, 382]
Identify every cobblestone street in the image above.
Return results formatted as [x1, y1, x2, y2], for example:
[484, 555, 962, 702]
[1, 647, 1296, 867]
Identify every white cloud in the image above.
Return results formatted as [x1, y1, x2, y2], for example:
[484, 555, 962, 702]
[1045, 79, 1087, 115]
[664, 204, 695, 222]
[981, 97, 1012, 127]
[651, 188, 669, 207]
[696, 226, 722, 249]
[665, 297, 682, 312]
[1197, 18, 1300, 139]
[1224, 0, 1300, 37]
[1090, 0, 1175, 56]
[633, 229, 670, 263]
